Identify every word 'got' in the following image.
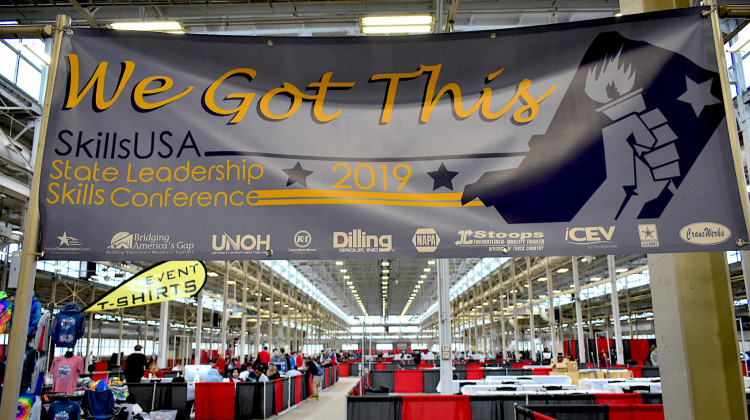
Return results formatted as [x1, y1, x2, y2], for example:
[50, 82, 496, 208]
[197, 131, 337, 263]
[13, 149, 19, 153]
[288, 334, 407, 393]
[63, 54, 556, 124]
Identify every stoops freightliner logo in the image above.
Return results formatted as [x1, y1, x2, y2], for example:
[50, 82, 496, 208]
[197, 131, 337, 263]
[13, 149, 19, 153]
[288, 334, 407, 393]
[461, 32, 725, 223]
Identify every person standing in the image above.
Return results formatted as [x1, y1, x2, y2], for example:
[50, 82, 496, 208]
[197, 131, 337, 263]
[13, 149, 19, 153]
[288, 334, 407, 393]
[124, 345, 148, 384]
[305, 358, 324, 400]
[650, 345, 659, 367]
[255, 346, 271, 369]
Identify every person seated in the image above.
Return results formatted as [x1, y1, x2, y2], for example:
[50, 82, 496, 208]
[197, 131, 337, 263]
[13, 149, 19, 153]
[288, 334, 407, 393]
[205, 368, 223, 382]
[143, 363, 165, 379]
[266, 365, 281, 380]
[229, 368, 244, 382]
[172, 362, 184, 371]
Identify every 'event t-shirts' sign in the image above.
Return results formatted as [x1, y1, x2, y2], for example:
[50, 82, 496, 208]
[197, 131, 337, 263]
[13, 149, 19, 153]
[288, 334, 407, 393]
[39, 7, 749, 260]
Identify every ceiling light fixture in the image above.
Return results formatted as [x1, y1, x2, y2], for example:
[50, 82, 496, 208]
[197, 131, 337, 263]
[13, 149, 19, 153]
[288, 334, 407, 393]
[110, 21, 185, 33]
[556, 268, 569, 274]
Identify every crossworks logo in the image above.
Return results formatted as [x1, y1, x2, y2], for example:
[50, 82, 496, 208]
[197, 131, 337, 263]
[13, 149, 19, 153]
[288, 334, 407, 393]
[564, 226, 615, 245]
[211, 233, 271, 252]
[333, 229, 392, 253]
[109, 232, 133, 249]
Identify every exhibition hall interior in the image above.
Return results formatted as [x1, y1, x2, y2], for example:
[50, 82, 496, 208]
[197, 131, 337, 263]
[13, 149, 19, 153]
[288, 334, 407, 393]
[2, 1, 750, 419]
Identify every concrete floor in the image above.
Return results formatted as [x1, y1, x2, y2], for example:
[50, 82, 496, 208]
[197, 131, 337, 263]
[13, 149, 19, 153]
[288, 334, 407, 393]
[275, 376, 359, 420]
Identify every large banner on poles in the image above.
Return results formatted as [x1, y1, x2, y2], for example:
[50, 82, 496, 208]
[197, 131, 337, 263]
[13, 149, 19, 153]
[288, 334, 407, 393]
[39, 7, 749, 260]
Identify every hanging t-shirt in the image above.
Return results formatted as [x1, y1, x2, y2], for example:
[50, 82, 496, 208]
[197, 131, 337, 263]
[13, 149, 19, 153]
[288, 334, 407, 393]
[0, 291, 12, 334]
[30, 355, 47, 395]
[48, 401, 80, 420]
[33, 311, 51, 351]
[50, 355, 85, 393]
[17, 394, 40, 420]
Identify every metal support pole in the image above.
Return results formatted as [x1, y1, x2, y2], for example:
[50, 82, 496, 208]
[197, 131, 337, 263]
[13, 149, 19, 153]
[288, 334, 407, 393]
[512, 260, 519, 360]
[85, 285, 95, 365]
[0, 22, 69, 420]
[572, 257, 586, 363]
[607, 255, 625, 365]
[479, 275, 486, 353]
[159, 300, 169, 369]
[500, 293, 506, 359]
[118, 309, 124, 366]
[527, 258, 536, 362]
[144, 305, 150, 354]
[256, 264, 262, 353]
[220, 262, 230, 358]
[546, 258, 557, 359]
[195, 291, 203, 363]
[240, 264, 248, 362]
[437, 259, 453, 395]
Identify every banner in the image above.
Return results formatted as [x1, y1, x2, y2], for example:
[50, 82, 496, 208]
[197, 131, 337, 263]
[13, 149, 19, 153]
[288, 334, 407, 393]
[39, 7, 749, 260]
[83, 261, 206, 312]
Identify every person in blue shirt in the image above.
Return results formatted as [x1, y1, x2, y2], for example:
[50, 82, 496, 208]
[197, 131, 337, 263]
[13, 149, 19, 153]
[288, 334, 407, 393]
[303, 358, 324, 400]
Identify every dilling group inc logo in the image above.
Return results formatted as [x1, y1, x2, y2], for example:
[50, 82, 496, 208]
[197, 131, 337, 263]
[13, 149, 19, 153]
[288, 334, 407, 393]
[333, 229, 392, 253]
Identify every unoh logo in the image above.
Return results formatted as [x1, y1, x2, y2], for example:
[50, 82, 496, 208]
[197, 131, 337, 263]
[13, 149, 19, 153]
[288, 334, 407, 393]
[679, 222, 731, 245]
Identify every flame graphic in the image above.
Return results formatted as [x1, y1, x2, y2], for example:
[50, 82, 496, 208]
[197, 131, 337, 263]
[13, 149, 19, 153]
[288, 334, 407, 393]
[584, 46, 636, 103]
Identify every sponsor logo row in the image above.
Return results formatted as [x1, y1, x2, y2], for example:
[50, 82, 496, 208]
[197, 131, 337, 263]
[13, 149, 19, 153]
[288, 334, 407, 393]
[52, 222, 733, 255]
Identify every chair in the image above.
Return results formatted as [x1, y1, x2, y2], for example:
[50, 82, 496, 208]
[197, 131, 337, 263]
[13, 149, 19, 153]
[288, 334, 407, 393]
[81, 388, 126, 420]
[624, 385, 652, 393]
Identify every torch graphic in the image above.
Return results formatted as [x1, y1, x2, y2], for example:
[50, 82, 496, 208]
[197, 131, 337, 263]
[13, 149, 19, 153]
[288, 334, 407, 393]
[585, 47, 681, 220]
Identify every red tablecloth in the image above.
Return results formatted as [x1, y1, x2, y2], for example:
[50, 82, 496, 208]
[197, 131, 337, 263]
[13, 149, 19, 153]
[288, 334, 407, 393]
[195, 383, 235, 420]
[595, 393, 643, 405]
[609, 404, 664, 420]
[394, 370, 423, 393]
[402, 395, 471, 420]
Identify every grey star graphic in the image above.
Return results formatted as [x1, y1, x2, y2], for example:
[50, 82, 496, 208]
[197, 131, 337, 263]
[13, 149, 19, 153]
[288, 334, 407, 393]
[677, 76, 721, 117]
[283, 162, 314, 187]
[642, 227, 654, 238]
[58, 232, 72, 246]
[427, 162, 459, 190]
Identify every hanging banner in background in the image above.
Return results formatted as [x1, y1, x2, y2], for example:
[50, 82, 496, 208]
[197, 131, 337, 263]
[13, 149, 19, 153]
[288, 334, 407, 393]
[39, 7, 749, 260]
[83, 261, 206, 312]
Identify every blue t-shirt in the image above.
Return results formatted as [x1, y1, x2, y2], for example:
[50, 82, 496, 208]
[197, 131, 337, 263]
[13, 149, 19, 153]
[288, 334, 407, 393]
[313, 362, 324, 377]
[48, 401, 81, 420]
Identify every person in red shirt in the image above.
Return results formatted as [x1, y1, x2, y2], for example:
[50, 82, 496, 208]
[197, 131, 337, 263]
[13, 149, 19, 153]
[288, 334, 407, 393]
[256, 346, 271, 366]
[143, 363, 165, 379]
[295, 352, 303, 368]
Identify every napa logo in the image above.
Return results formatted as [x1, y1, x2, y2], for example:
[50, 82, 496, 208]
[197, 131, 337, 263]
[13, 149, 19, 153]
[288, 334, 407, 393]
[679, 222, 730, 245]
[564, 226, 615, 244]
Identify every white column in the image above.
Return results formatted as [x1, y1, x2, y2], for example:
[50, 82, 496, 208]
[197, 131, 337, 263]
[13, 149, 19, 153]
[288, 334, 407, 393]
[546, 259, 557, 359]
[158, 300, 169, 369]
[527, 258, 536, 362]
[572, 257, 585, 363]
[240, 273, 248, 362]
[195, 291, 203, 363]
[607, 255, 624, 365]
[437, 259, 453, 395]
[220, 262, 230, 358]
[512, 260, 519, 360]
